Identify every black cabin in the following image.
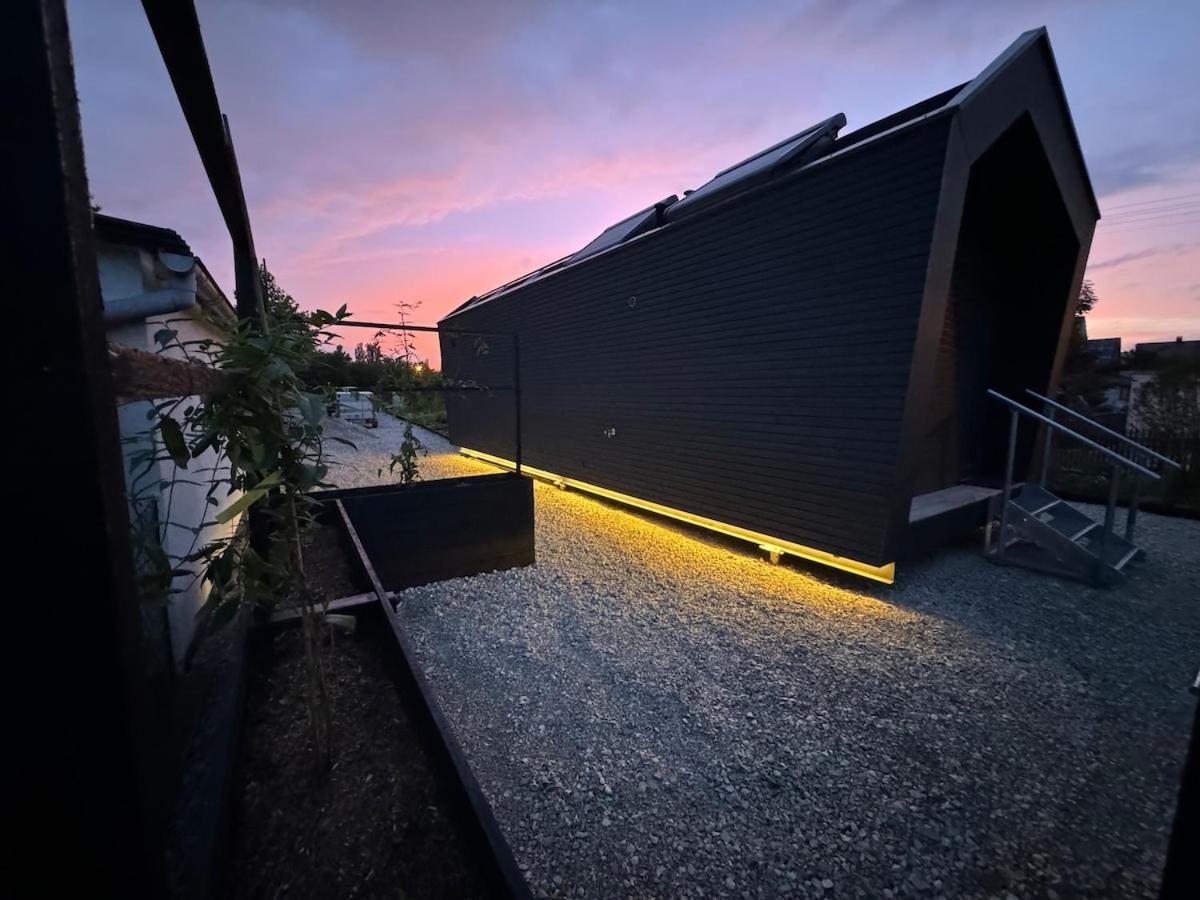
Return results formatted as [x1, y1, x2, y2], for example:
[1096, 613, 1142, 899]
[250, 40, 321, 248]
[438, 29, 1098, 583]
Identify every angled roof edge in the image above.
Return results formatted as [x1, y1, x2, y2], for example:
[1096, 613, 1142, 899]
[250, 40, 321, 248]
[93, 213, 192, 256]
[439, 106, 954, 324]
[949, 27, 1099, 217]
[194, 256, 236, 321]
[442, 29, 1098, 325]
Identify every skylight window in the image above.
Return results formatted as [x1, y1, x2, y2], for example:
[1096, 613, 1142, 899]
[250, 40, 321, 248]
[567, 195, 678, 266]
[665, 114, 845, 220]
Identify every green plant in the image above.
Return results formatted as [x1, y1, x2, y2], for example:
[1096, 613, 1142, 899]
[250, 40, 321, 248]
[140, 291, 352, 773]
[382, 419, 426, 485]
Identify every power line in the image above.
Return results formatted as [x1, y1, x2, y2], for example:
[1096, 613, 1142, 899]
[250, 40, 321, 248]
[1103, 204, 1200, 225]
[1104, 201, 1200, 221]
[1102, 190, 1200, 212]
[1103, 215, 1200, 230]
[1102, 209, 1200, 225]
[1099, 215, 1200, 234]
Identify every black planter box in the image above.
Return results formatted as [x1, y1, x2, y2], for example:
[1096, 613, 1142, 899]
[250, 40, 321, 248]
[314, 472, 534, 592]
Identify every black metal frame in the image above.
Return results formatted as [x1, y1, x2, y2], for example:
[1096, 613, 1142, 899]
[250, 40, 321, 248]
[140, 0, 265, 322]
[337, 319, 525, 474]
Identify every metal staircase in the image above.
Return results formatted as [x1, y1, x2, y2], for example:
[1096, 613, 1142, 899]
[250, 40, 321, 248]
[984, 389, 1182, 586]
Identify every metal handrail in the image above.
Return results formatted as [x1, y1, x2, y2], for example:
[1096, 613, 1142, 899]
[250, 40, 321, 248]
[987, 390, 1161, 480]
[1025, 388, 1182, 471]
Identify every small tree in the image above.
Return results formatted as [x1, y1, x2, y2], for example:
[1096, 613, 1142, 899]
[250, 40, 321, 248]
[1076, 279, 1098, 317]
[383, 421, 425, 485]
[1065, 279, 1101, 368]
[376, 299, 427, 482]
[145, 278, 351, 774]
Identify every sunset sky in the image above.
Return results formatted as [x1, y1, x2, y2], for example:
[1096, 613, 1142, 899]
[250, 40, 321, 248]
[70, 0, 1200, 364]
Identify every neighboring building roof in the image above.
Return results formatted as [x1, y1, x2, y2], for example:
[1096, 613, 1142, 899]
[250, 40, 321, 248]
[443, 27, 1095, 323]
[194, 256, 236, 322]
[94, 213, 191, 256]
[94, 213, 236, 323]
[1135, 337, 1200, 363]
[1084, 337, 1121, 366]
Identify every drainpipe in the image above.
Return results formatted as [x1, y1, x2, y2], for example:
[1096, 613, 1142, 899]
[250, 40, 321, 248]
[103, 249, 198, 326]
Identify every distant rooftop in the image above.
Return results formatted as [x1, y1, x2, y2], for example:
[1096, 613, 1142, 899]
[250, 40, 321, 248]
[94, 213, 191, 256]
[1135, 336, 1200, 363]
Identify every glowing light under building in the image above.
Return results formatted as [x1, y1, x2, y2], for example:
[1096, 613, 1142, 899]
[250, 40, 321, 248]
[459, 448, 897, 584]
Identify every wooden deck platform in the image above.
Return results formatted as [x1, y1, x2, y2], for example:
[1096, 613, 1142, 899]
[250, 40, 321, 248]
[909, 484, 1001, 523]
[904, 483, 1002, 558]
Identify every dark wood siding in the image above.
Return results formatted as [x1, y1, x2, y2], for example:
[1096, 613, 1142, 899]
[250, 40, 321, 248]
[441, 117, 952, 566]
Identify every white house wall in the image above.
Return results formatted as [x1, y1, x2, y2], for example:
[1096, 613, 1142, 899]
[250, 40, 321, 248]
[144, 312, 239, 666]
[99, 242, 240, 669]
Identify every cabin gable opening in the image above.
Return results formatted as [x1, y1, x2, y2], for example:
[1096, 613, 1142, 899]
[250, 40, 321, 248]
[915, 113, 1080, 495]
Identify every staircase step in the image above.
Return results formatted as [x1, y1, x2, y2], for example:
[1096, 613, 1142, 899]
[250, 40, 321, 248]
[1012, 484, 1059, 516]
[1075, 527, 1139, 569]
[1033, 501, 1099, 542]
[1071, 522, 1100, 542]
[997, 489, 1145, 584]
[1114, 546, 1141, 570]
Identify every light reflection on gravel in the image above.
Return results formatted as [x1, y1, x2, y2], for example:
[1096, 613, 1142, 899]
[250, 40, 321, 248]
[327, 415, 1200, 900]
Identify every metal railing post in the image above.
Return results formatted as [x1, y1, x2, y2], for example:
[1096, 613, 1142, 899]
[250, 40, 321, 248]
[1125, 478, 1140, 542]
[1040, 407, 1055, 488]
[1101, 462, 1121, 566]
[997, 409, 1019, 560]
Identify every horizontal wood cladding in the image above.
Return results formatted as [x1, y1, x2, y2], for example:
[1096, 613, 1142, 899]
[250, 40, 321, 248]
[441, 117, 953, 565]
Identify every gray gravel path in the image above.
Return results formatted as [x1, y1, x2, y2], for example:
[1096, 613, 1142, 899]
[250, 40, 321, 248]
[325, 415, 1200, 899]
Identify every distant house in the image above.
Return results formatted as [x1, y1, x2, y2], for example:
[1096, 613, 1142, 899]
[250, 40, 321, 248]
[1134, 336, 1200, 367]
[1083, 336, 1121, 370]
[1059, 372, 1132, 431]
[95, 214, 238, 670]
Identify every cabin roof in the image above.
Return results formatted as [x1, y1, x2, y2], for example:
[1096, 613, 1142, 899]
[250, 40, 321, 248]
[443, 27, 1094, 324]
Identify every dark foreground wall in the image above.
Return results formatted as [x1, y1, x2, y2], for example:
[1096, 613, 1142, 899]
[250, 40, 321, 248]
[443, 118, 953, 568]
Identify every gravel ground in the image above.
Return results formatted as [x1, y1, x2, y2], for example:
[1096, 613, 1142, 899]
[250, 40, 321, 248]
[325, 415, 1200, 899]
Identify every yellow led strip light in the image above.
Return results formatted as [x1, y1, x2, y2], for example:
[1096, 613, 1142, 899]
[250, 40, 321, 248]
[460, 447, 896, 584]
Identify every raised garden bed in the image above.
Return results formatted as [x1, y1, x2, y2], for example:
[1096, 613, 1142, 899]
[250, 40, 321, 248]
[171, 472, 535, 897]
[228, 607, 511, 899]
[314, 472, 534, 591]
